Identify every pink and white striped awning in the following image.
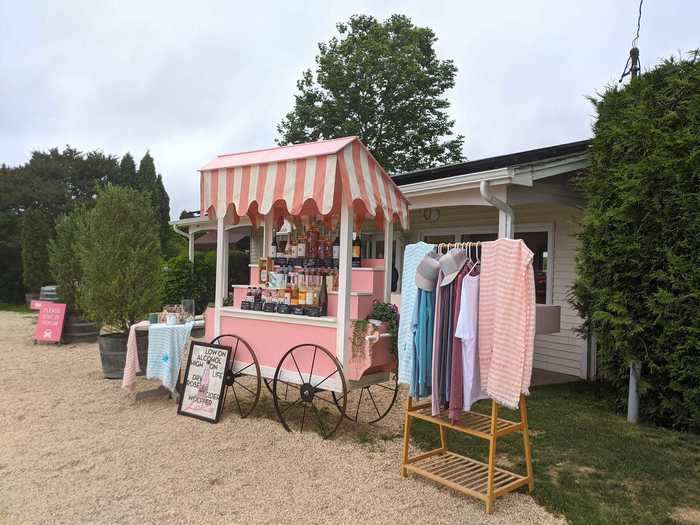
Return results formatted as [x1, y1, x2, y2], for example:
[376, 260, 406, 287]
[199, 137, 409, 229]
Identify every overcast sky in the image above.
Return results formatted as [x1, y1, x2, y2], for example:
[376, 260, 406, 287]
[2, 1, 698, 217]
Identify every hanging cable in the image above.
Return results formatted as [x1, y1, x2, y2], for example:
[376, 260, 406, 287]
[619, 0, 644, 83]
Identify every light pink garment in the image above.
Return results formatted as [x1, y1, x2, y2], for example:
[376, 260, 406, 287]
[478, 239, 535, 409]
[122, 321, 150, 391]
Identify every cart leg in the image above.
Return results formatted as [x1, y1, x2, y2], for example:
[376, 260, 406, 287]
[439, 424, 447, 452]
[486, 399, 499, 514]
[401, 396, 413, 477]
[520, 395, 535, 492]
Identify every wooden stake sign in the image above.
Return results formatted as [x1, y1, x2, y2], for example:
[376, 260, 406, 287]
[34, 302, 67, 344]
[178, 341, 231, 423]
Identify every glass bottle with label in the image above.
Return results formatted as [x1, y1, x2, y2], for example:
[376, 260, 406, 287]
[352, 232, 362, 268]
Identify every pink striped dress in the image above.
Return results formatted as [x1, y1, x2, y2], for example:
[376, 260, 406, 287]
[478, 239, 535, 409]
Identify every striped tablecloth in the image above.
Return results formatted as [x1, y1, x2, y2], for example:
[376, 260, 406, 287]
[123, 321, 201, 392]
[145, 322, 194, 392]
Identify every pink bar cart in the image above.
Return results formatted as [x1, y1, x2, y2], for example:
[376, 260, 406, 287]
[198, 137, 410, 438]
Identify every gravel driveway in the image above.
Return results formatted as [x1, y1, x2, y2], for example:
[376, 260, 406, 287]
[0, 311, 563, 524]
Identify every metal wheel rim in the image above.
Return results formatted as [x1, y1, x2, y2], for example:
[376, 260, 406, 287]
[211, 335, 261, 419]
[271, 344, 347, 439]
[332, 373, 399, 424]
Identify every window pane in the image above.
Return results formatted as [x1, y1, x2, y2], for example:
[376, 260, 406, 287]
[460, 233, 497, 243]
[515, 231, 548, 304]
[424, 234, 455, 244]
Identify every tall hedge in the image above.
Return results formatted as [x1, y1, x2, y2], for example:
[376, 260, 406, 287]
[21, 208, 52, 292]
[572, 53, 700, 431]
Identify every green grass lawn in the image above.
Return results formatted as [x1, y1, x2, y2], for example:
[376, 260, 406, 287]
[0, 303, 31, 313]
[410, 382, 700, 525]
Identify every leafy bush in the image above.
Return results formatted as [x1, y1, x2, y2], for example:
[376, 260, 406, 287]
[572, 53, 700, 430]
[48, 208, 86, 312]
[160, 249, 249, 314]
[77, 185, 161, 333]
[368, 300, 399, 355]
[21, 208, 52, 292]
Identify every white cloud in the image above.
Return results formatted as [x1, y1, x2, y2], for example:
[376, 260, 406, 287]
[1, 0, 698, 216]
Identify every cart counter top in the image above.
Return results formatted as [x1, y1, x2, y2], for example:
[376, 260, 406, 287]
[220, 307, 337, 327]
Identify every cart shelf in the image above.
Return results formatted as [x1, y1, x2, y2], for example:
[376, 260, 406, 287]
[406, 402, 523, 439]
[404, 451, 529, 501]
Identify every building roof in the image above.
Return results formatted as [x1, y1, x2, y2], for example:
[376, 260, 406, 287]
[391, 139, 591, 186]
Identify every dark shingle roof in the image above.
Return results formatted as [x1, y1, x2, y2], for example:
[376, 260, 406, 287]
[391, 139, 591, 186]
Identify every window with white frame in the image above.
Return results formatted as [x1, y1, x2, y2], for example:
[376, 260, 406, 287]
[420, 225, 554, 304]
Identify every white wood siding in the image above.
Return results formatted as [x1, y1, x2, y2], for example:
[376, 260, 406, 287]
[403, 204, 586, 378]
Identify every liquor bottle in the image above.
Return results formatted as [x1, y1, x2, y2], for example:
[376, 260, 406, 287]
[332, 234, 340, 268]
[319, 270, 328, 316]
[297, 226, 306, 258]
[270, 231, 277, 259]
[284, 278, 292, 305]
[298, 270, 307, 305]
[352, 232, 362, 268]
[291, 273, 299, 306]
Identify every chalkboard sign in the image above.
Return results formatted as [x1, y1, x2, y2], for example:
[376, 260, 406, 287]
[178, 342, 231, 423]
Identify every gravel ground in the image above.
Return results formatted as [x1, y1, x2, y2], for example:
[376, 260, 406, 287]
[0, 311, 564, 524]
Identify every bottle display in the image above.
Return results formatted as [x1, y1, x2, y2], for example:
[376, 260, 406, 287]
[237, 219, 366, 317]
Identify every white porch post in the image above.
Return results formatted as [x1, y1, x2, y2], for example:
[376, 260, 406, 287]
[335, 198, 353, 368]
[214, 216, 226, 337]
[498, 209, 514, 239]
[222, 228, 229, 299]
[262, 214, 273, 257]
[188, 231, 195, 262]
[383, 218, 393, 302]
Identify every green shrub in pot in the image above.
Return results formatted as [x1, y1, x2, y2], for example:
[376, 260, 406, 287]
[77, 185, 161, 378]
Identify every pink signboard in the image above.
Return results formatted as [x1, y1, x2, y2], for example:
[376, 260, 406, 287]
[30, 299, 46, 310]
[34, 303, 67, 344]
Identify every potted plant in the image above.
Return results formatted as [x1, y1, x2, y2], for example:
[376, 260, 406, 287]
[347, 301, 399, 381]
[77, 185, 161, 379]
[48, 207, 99, 343]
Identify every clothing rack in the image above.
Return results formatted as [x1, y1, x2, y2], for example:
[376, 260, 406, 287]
[401, 239, 534, 513]
[401, 395, 534, 513]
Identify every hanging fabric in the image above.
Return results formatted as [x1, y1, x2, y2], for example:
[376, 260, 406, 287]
[397, 242, 435, 385]
[410, 253, 440, 398]
[478, 238, 536, 409]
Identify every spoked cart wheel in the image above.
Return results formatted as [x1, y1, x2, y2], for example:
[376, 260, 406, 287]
[331, 371, 399, 424]
[211, 334, 261, 419]
[271, 344, 347, 439]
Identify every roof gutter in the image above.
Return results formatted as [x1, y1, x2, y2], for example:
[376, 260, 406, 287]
[480, 180, 514, 239]
[172, 224, 190, 239]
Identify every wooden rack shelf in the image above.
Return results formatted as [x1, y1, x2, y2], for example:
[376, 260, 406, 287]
[401, 395, 534, 514]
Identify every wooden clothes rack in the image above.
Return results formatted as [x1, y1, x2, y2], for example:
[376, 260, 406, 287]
[401, 395, 534, 514]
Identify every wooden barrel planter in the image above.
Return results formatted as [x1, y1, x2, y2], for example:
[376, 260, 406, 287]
[63, 315, 99, 344]
[98, 332, 128, 379]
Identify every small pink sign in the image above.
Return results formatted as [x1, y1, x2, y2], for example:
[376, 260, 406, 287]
[30, 299, 45, 310]
[35, 303, 67, 344]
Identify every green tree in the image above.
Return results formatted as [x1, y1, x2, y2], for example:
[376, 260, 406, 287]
[277, 14, 464, 173]
[572, 53, 700, 430]
[0, 147, 119, 302]
[49, 207, 87, 312]
[77, 185, 161, 332]
[115, 152, 138, 187]
[20, 208, 52, 292]
[138, 151, 171, 248]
